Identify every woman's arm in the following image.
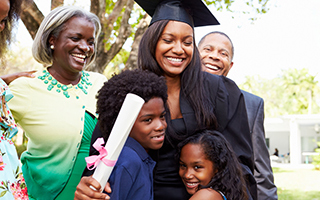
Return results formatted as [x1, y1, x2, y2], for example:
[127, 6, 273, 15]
[1, 70, 36, 85]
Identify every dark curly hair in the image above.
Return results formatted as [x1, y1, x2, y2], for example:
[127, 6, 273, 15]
[0, 0, 22, 59]
[177, 130, 248, 200]
[96, 69, 168, 141]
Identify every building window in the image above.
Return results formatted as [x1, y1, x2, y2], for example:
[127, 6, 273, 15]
[265, 138, 270, 149]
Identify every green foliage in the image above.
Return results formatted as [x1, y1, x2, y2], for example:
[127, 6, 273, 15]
[105, 0, 116, 14]
[129, 7, 146, 37]
[104, 1, 143, 46]
[103, 48, 130, 79]
[273, 167, 320, 199]
[277, 188, 320, 200]
[239, 68, 320, 118]
[204, 0, 271, 21]
[312, 142, 320, 170]
[271, 167, 292, 173]
[102, 1, 144, 68]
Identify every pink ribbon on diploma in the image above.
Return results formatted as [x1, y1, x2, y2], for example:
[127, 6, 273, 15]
[85, 137, 117, 170]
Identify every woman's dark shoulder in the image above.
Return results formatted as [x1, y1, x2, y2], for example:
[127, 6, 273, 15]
[202, 71, 220, 85]
[202, 72, 220, 93]
[202, 72, 226, 99]
[202, 71, 241, 97]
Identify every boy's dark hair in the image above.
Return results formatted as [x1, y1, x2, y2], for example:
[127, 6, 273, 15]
[177, 129, 248, 200]
[96, 69, 168, 141]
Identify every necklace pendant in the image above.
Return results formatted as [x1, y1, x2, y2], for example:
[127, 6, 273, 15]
[38, 69, 91, 98]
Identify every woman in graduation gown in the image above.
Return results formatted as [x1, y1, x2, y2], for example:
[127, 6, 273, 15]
[77, 1, 257, 200]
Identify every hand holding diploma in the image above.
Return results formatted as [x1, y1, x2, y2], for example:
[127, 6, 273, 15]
[85, 93, 145, 191]
[74, 176, 111, 200]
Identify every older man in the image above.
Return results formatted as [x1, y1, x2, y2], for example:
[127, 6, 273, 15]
[198, 31, 278, 200]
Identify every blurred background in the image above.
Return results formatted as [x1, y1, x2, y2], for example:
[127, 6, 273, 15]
[2, 1, 320, 199]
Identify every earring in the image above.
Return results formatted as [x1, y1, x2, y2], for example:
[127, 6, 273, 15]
[50, 45, 54, 49]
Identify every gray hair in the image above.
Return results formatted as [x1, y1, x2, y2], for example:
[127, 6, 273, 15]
[32, 6, 101, 68]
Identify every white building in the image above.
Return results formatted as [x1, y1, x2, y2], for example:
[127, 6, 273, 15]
[265, 114, 320, 165]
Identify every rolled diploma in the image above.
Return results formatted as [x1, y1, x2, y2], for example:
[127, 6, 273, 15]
[92, 93, 145, 190]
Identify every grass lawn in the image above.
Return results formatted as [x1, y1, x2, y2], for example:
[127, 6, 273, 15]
[273, 167, 320, 200]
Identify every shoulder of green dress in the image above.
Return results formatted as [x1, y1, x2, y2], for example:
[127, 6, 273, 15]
[9, 69, 49, 94]
[84, 71, 103, 76]
[9, 75, 32, 89]
[85, 72, 107, 88]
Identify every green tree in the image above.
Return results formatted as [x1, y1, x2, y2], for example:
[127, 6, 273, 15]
[313, 141, 320, 170]
[280, 68, 320, 114]
[239, 68, 320, 118]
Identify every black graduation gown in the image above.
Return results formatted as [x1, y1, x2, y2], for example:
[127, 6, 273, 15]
[151, 72, 256, 200]
[84, 72, 256, 200]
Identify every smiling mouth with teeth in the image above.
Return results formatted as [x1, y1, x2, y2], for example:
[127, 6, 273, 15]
[167, 57, 183, 62]
[151, 134, 164, 139]
[186, 182, 198, 186]
[72, 54, 87, 62]
[205, 63, 220, 71]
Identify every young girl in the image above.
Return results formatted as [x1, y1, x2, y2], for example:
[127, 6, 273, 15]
[75, 69, 168, 200]
[178, 130, 248, 200]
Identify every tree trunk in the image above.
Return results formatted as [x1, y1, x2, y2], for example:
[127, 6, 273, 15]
[87, 0, 134, 73]
[20, 0, 44, 39]
[125, 14, 151, 70]
[90, 0, 106, 20]
[51, 0, 64, 10]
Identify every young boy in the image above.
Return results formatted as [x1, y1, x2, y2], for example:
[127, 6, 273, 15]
[76, 69, 168, 200]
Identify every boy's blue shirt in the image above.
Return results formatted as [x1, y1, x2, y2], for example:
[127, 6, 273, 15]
[107, 136, 156, 200]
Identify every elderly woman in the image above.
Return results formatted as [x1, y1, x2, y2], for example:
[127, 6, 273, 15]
[8, 6, 107, 200]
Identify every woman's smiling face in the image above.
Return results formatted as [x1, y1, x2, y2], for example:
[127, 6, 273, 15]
[155, 20, 194, 78]
[179, 143, 216, 195]
[0, 0, 10, 32]
[49, 16, 96, 73]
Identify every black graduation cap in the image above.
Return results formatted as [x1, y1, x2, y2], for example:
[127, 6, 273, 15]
[134, 0, 219, 28]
